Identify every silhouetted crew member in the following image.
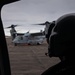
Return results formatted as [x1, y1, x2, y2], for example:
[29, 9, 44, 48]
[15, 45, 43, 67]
[41, 13, 75, 75]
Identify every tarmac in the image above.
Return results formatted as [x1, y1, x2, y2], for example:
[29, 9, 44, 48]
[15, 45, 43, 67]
[6, 37, 60, 75]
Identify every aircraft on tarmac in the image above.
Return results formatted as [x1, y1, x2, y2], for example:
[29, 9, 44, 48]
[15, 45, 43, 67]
[5, 24, 46, 46]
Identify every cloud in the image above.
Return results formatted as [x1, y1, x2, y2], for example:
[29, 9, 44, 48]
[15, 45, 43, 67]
[1, 0, 75, 35]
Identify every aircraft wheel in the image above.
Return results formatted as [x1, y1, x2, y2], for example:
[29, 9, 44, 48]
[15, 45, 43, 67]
[14, 43, 17, 46]
[37, 43, 40, 45]
[28, 43, 31, 45]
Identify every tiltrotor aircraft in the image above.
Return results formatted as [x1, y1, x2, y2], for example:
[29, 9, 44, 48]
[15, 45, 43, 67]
[5, 24, 45, 46]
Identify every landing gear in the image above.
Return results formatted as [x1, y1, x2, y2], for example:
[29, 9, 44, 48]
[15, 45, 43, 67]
[14, 43, 17, 46]
[37, 43, 40, 45]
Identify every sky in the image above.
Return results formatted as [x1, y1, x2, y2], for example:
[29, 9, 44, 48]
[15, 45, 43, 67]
[1, 0, 75, 36]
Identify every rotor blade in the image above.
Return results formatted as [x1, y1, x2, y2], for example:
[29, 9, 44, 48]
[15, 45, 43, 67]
[32, 23, 45, 25]
[5, 24, 19, 29]
[32, 21, 50, 25]
[5, 26, 12, 28]
[14, 25, 18, 27]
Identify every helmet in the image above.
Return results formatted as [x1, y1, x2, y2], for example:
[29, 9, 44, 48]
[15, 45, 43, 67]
[48, 13, 75, 58]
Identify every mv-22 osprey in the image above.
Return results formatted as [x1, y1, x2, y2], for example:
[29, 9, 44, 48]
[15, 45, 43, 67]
[6, 24, 46, 46]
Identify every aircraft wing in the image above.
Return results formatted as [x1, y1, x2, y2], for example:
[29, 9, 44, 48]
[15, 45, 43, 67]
[16, 33, 25, 36]
[30, 32, 44, 36]
[16, 32, 45, 37]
